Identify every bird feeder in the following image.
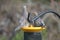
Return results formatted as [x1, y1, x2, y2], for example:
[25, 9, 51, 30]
[21, 25, 46, 40]
[21, 25, 45, 32]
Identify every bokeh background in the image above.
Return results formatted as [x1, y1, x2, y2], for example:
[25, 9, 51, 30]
[0, 0, 60, 40]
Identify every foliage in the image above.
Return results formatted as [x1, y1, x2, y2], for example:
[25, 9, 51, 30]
[12, 30, 24, 40]
[41, 29, 47, 40]
[55, 0, 60, 2]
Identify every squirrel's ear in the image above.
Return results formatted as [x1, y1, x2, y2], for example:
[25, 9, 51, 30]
[23, 5, 28, 19]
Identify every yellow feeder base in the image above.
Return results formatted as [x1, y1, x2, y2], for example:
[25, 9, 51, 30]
[21, 25, 45, 32]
